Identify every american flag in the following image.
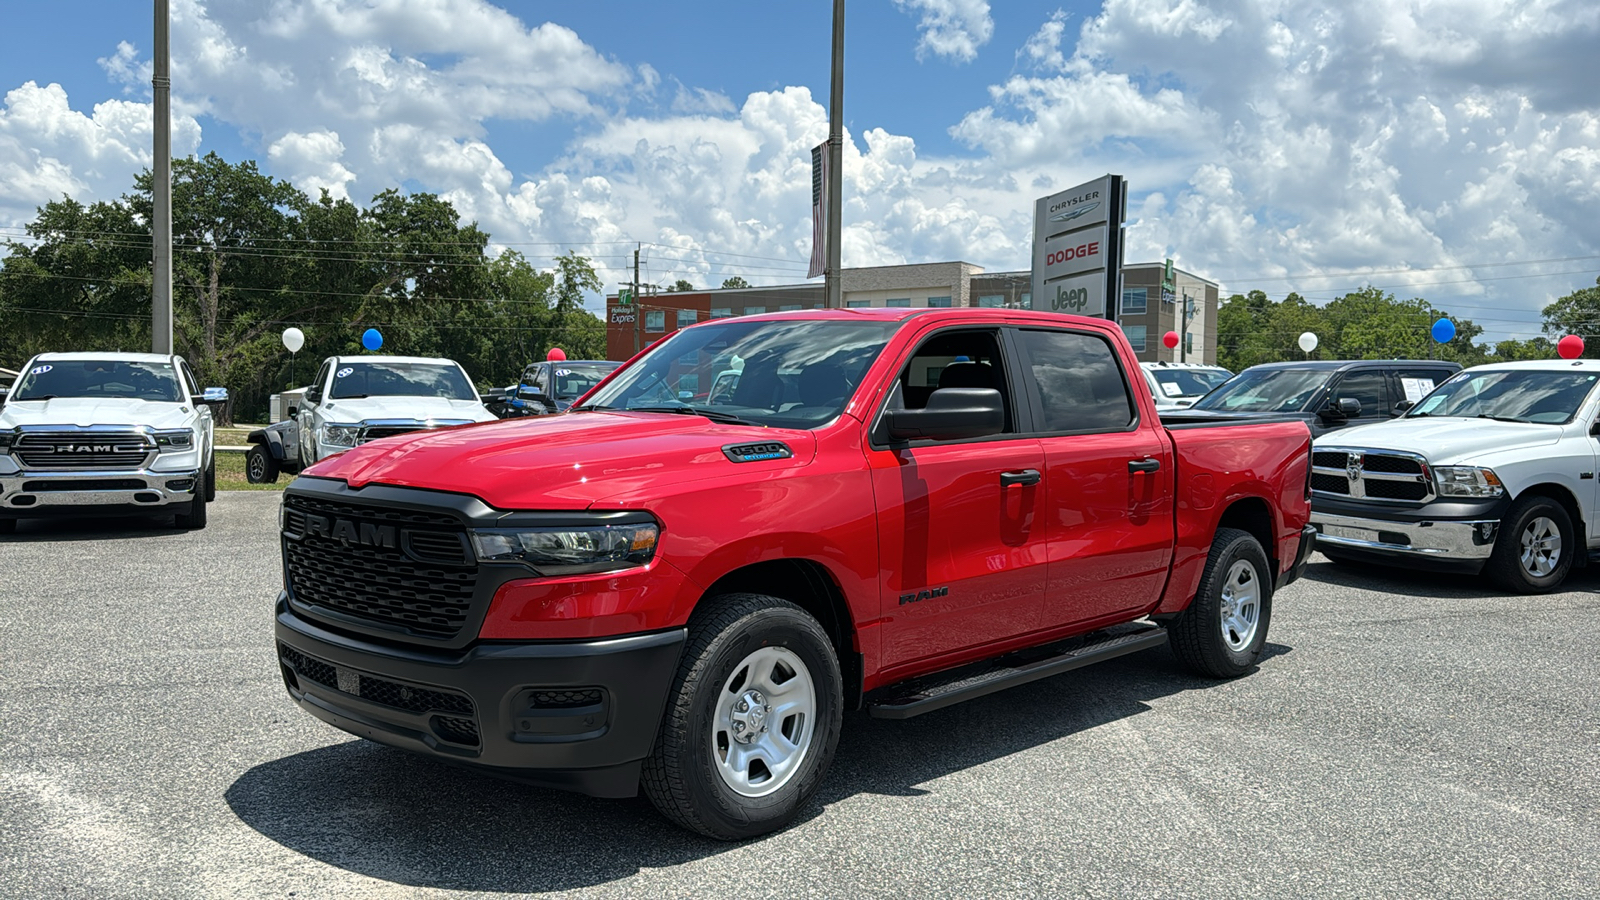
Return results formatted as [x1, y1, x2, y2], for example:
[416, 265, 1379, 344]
[809, 141, 828, 279]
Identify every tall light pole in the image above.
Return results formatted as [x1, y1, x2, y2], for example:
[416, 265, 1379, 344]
[152, 0, 173, 353]
[824, 0, 844, 308]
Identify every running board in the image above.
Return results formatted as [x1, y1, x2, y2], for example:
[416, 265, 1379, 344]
[865, 623, 1169, 720]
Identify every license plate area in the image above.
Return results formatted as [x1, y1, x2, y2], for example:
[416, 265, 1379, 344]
[335, 666, 361, 696]
[1323, 524, 1379, 542]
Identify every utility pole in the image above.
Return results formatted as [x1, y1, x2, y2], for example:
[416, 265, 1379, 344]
[151, 0, 173, 353]
[633, 245, 642, 355]
[824, 0, 844, 308]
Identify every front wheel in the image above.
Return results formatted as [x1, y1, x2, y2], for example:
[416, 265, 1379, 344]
[1170, 527, 1273, 678]
[1486, 495, 1573, 594]
[246, 445, 280, 484]
[204, 458, 217, 501]
[641, 593, 843, 840]
[173, 492, 208, 530]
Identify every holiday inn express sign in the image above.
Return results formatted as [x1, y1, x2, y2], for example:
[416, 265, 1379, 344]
[1031, 174, 1126, 320]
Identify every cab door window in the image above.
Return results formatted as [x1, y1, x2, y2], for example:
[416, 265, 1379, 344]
[1013, 329, 1134, 433]
[880, 328, 1016, 439]
[1329, 371, 1389, 419]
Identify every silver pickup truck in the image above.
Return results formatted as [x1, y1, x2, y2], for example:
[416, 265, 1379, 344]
[0, 352, 216, 531]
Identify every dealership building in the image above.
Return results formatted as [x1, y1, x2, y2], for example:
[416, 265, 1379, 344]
[605, 261, 1219, 365]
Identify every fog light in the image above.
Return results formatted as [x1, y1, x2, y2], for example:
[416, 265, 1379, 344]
[166, 478, 194, 491]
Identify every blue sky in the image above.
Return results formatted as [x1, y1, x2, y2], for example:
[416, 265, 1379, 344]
[2, 0, 1598, 344]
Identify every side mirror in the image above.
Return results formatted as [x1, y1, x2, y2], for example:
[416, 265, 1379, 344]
[305, 387, 322, 405]
[1392, 399, 1414, 417]
[884, 387, 1005, 442]
[202, 386, 229, 401]
[1322, 397, 1361, 420]
[287, 407, 299, 420]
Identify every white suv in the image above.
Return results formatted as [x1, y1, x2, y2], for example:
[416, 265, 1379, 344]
[294, 355, 497, 464]
[0, 352, 216, 531]
[1140, 362, 1233, 409]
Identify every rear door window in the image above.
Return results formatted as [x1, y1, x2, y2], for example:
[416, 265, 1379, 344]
[1014, 329, 1135, 434]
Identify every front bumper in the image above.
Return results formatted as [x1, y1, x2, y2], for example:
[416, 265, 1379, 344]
[1311, 511, 1499, 571]
[0, 466, 200, 514]
[275, 597, 686, 798]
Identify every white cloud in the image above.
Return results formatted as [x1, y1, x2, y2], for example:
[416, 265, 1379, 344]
[893, 0, 995, 63]
[0, 81, 201, 228]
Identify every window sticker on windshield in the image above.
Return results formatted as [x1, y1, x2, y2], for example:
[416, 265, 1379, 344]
[336, 367, 354, 378]
[1400, 378, 1435, 402]
[1160, 381, 1184, 397]
[555, 369, 572, 377]
[30, 364, 52, 375]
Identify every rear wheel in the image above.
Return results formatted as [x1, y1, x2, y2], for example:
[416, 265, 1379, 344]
[1486, 495, 1572, 594]
[1170, 527, 1273, 678]
[246, 445, 280, 484]
[641, 593, 842, 840]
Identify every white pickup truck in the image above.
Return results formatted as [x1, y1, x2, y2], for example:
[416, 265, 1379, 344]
[0, 352, 216, 531]
[1310, 359, 1600, 593]
[286, 355, 496, 468]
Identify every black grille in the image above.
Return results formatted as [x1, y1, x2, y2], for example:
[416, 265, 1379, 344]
[1311, 451, 1348, 469]
[1364, 479, 1429, 501]
[1311, 473, 1350, 494]
[22, 478, 148, 492]
[431, 715, 480, 746]
[278, 643, 475, 717]
[1361, 454, 1424, 475]
[360, 425, 426, 443]
[283, 495, 478, 638]
[15, 432, 152, 470]
[405, 531, 470, 565]
[531, 689, 603, 709]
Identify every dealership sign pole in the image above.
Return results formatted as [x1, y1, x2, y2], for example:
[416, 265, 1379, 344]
[1030, 174, 1126, 321]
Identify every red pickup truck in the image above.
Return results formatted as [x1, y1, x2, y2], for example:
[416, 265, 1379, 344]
[273, 308, 1314, 839]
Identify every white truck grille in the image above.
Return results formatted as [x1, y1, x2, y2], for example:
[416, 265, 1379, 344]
[13, 432, 155, 470]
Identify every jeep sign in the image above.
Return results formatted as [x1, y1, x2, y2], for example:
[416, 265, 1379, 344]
[1031, 175, 1126, 320]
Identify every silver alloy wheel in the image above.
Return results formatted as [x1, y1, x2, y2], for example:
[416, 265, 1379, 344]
[1218, 559, 1261, 652]
[1519, 515, 1562, 578]
[711, 645, 816, 798]
[248, 451, 266, 480]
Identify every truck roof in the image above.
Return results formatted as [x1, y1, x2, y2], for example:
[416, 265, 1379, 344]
[705, 307, 1113, 326]
[32, 351, 178, 363]
[329, 355, 461, 366]
[1459, 358, 1600, 373]
[1238, 359, 1461, 372]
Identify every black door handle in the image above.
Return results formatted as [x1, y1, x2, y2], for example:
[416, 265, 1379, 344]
[1128, 458, 1161, 474]
[1000, 469, 1041, 487]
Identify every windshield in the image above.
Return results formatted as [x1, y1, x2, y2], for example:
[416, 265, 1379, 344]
[328, 362, 477, 401]
[545, 363, 619, 399]
[1192, 368, 1328, 413]
[578, 319, 900, 428]
[1408, 370, 1600, 424]
[10, 359, 184, 402]
[1149, 367, 1233, 400]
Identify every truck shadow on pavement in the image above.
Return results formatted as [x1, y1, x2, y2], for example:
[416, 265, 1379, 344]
[0, 515, 187, 542]
[224, 645, 1282, 893]
[1299, 553, 1600, 598]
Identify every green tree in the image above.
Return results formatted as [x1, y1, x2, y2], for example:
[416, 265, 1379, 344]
[1488, 337, 1556, 361]
[1541, 276, 1600, 358]
[721, 276, 750, 289]
[666, 278, 695, 292]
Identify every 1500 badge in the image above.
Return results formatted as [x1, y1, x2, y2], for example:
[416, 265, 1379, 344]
[898, 586, 949, 605]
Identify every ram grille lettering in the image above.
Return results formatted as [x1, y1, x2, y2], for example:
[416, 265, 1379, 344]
[301, 514, 397, 549]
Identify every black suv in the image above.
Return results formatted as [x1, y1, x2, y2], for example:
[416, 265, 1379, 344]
[506, 359, 621, 416]
[1180, 359, 1462, 437]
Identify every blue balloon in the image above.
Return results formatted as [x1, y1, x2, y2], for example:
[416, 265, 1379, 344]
[1431, 318, 1455, 343]
[361, 328, 383, 351]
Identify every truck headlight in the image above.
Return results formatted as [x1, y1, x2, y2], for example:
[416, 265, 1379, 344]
[153, 429, 194, 451]
[471, 522, 660, 575]
[1435, 466, 1505, 498]
[321, 423, 361, 447]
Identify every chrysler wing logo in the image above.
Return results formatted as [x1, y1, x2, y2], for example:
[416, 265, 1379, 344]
[1049, 201, 1100, 223]
[302, 513, 398, 549]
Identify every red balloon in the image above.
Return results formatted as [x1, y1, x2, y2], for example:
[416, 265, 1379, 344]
[547, 347, 567, 361]
[1558, 335, 1584, 359]
[1162, 330, 1180, 349]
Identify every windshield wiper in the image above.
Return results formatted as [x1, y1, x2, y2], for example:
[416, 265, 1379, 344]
[626, 405, 766, 427]
[1476, 413, 1529, 423]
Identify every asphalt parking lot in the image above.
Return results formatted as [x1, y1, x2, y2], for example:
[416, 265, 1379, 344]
[3, 492, 1598, 898]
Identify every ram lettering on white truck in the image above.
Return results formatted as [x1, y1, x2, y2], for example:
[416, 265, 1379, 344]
[0, 353, 216, 532]
[1310, 359, 1600, 592]
[292, 355, 496, 465]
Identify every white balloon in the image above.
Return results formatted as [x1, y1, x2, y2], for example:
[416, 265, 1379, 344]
[282, 327, 305, 353]
[1297, 331, 1319, 353]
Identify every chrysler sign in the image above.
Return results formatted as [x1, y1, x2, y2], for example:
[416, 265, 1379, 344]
[1031, 175, 1126, 320]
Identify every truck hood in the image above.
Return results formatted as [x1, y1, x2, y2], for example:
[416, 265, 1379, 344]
[0, 397, 195, 429]
[1315, 417, 1562, 464]
[317, 395, 496, 424]
[306, 411, 819, 509]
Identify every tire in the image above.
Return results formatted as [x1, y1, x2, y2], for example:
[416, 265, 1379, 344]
[173, 492, 208, 530]
[246, 445, 280, 484]
[1170, 527, 1273, 678]
[641, 593, 843, 840]
[0, 518, 16, 534]
[1486, 495, 1573, 594]
[204, 458, 217, 501]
